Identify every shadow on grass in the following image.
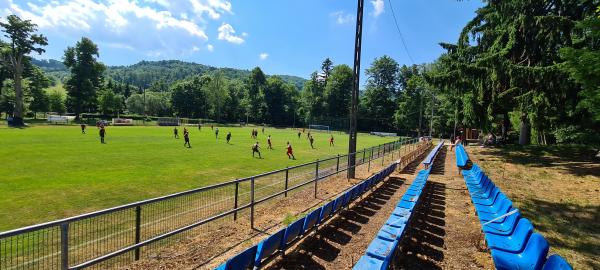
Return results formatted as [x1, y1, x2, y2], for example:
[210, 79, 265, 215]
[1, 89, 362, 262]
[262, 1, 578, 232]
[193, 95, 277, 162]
[477, 144, 600, 178]
[519, 198, 600, 269]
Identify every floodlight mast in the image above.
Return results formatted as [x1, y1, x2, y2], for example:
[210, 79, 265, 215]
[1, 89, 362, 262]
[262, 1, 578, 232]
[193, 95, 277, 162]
[348, 0, 364, 179]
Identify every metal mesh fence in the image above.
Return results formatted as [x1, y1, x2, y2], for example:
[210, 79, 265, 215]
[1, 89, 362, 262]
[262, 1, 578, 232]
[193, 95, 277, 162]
[0, 138, 420, 270]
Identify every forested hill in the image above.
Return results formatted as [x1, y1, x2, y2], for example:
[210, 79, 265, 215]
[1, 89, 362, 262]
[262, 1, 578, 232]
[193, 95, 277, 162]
[31, 59, 306, 90]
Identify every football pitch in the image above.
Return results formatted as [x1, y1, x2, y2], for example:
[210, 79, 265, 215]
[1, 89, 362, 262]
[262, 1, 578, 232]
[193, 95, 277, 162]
[0, 125, 398, 231]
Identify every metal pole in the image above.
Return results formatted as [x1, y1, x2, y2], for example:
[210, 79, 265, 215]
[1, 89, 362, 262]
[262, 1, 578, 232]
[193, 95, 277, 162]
[368, 147, 373, 172]
[347, 0, 365, 179]
[418, 88, 423, 138]
[234, 181, 239, 220]
[430, 92, 434, 138]
[250, 177, 255, 229]
[315, 160, 319, 198]
[60, 223, 69, 270]
[362, 148, 366, 164]
[284, 167, 289, 197]
[134, 206, 141, 260]
[336, 154, 340, 172]
[382, 144, 385, 166]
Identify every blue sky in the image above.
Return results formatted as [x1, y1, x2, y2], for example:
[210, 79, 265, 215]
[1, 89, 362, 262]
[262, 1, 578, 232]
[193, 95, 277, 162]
[1, 0, 483, 82]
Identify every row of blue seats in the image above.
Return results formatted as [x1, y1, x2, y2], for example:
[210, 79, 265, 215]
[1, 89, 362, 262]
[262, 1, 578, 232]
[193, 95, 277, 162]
[456, 147, 572, 270]
[353, 141, 445, 270]
[216, 162, 399, 270]
[422, 140, 445, 168]
[455, 143, 470, 168]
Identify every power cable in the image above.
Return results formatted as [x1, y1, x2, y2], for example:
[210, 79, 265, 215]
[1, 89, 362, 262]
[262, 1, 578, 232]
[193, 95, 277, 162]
[387, 0, 415, 64]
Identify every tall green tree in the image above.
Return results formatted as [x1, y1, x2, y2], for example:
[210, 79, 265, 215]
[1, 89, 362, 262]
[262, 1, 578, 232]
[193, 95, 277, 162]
[205, 71, 228, 122]
[299, 72, 326, 123]
[321, 58, 333, 80]
[97, 89, 123, 115]
[243, 67, 267, 122]
[0, 15, 47, 125]
[27, 66, 50, 117]
[171, 75, 208, 118]
[63, 37, 105, 120]
[360, 56, 399, 130]
[324, 64, 352, 118]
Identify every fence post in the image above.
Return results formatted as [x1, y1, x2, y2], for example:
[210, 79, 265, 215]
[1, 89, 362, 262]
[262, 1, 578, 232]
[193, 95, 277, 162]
[250, 177, 255, 229]
[382, 144, 386, 166]
[362, 148, 366, 164]
[234, 181, 239, 220]
[134, 205, 141, 260]
[314, 159, 319, 198]
[60, 223, 69, 270]
[368, 147, 373, 172]
[336, 154, 340, 172]
[284, 167, 289, 197]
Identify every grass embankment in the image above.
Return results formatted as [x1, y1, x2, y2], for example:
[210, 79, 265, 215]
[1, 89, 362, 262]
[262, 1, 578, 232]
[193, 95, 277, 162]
[0, 125, 397, 231]
[468, 145, 599, 269]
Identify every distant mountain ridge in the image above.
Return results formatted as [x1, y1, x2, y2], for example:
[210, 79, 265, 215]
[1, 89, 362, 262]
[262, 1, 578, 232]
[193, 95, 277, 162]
[31, 59, 307, 90]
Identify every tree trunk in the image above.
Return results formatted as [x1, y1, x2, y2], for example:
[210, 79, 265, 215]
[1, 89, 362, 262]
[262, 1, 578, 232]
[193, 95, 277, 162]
[519, 114, 530, 145]
[12, 63, 24, 126]
[502, 111, 509, 142]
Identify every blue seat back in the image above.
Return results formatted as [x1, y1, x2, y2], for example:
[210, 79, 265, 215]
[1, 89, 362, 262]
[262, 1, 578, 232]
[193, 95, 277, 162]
[283, 217, 306, 247]
[254, 229, 285, 266]
[303, 209, 320, 232]
[542, 254, 573, 270]
[318, 201, 334, 223]
[216, 245, 257, 270]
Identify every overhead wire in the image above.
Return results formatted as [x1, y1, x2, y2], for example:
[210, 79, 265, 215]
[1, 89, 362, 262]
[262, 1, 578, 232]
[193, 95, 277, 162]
[387, 0, 415, 64]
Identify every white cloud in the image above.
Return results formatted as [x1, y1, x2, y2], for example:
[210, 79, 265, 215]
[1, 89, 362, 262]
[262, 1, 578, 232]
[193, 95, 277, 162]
[259, 53, 268, 60]
[192, 46, 201, 52]
[144, 0, 170, 8]
[217, 23, 244, 44]
[189, 0, 232, 20]
[206, 44, 214, 52]
[242, 32, 248, 37]
[330, 11, 353, 25]
[0, 0, 218, 57]
[370, 0, 384, 17]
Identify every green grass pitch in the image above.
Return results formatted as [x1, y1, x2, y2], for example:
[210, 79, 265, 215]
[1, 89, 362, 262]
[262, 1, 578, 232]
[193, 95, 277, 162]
[0, 125, 398, 231]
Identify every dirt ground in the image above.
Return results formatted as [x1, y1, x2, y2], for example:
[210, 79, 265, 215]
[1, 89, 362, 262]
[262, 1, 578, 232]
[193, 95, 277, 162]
[124, 144, 427, 270]
[125, 143, 599, 270]
[265, 145, 494, 270]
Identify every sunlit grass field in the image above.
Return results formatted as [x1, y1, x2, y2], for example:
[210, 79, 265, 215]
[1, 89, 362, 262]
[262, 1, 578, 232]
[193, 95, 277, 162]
[0, 125, 397, 231]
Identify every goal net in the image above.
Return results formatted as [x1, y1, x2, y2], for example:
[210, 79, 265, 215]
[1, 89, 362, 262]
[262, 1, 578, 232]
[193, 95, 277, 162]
[309, 124, 330, 133]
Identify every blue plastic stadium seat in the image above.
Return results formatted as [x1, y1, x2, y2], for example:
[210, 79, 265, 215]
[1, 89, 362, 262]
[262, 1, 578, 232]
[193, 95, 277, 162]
[477, 200, 513, 223]
[341, 191, 352, 207]
[377, 224, 406, 241]
[490, 233, 549, 270]
[542, 254, 573, 270]
[485, 218, 533, 253]
[385, 215, 408, 228]
[303, 209, 320, 233]
[254, 229, 285, 267]
[397, 199, 416, 211]
[392, 207, 411, 217]
[483, 210, 521, 236]
[366, 238, 398, 261]
[332, 195, 344, 213]
[215, 245, 257, 270]
[318, 201, 334, 224]
[474, 193, 512, 214]
[282, 217, 306, 249]
[352, 255, 387, 270]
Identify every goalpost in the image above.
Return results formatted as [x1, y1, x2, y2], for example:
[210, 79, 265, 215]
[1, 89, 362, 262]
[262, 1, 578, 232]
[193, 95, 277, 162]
[309, 124, 331, 133]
